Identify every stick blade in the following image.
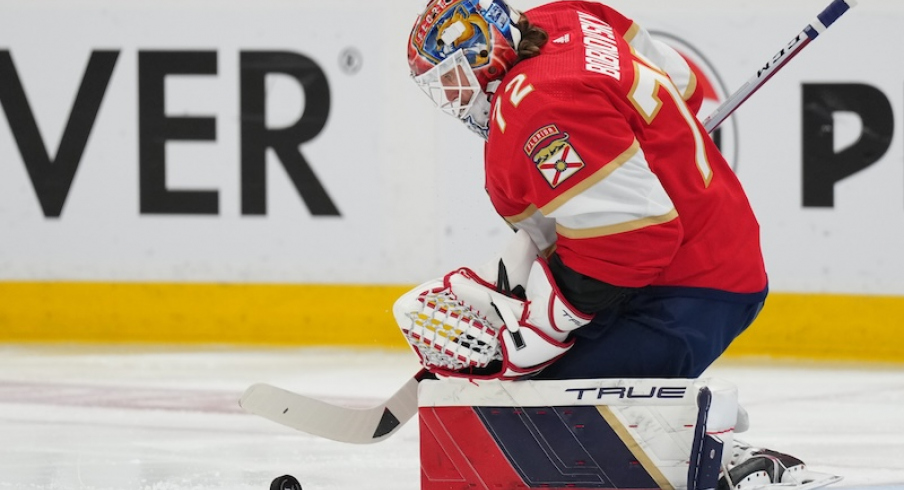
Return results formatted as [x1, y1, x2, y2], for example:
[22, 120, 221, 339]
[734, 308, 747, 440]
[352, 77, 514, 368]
[239, 377, 419, 444]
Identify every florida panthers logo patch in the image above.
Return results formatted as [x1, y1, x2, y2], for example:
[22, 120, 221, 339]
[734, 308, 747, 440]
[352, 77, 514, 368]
[525, 125, 585, 188]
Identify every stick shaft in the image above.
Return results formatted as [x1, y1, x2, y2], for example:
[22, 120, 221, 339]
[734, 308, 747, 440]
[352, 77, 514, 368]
[702, 0, 857, 133]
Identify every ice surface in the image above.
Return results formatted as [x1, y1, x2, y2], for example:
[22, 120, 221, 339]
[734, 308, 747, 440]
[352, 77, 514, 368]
[0, 344, 901, 490]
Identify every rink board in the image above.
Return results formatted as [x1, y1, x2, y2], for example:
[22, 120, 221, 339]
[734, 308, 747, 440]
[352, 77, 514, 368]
[2, 0, 904, 363]
[1, 281, 903, 364]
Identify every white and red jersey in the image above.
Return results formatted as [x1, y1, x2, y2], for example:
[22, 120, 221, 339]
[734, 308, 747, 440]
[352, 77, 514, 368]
[484, 1, 766, 294]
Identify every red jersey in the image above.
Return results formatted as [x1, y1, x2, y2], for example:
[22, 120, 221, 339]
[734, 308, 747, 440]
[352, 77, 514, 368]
[484, 1, 766, 294]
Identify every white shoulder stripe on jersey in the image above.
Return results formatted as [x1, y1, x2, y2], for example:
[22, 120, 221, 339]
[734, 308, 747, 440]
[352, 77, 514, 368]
[556, 209, 678, 240]
[541, 141, 676, 234]
[505, 140, 675, 246]
[650, 39, 697, 101]
[539, 140, 641, 216]
[626, 23, 697, 101]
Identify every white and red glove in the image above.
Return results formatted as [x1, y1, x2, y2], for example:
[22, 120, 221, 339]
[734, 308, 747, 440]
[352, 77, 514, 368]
[393, 258, 593, 380]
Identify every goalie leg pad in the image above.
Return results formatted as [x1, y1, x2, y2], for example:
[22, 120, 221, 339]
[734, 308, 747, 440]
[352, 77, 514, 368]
[418, 377, 739, 490]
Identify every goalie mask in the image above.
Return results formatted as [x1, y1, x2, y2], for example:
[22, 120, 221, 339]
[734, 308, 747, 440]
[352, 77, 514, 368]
[408, 0, 522, 139]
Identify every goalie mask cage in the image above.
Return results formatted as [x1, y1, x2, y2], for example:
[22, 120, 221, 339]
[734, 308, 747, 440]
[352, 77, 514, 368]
[417, 378, 727, 490]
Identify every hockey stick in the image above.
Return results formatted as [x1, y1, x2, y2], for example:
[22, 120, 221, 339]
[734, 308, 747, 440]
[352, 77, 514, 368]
[239, 369, 429, 444]
[239, 0, 857, 445]
[702, 0, 857, 133]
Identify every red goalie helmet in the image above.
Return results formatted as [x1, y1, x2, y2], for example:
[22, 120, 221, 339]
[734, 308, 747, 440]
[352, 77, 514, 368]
[408, 0, 522, 139]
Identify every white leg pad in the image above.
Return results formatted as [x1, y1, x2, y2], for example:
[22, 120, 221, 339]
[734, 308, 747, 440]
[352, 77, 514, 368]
[418, 377, 739, 490]
[705, 378, 740, 466]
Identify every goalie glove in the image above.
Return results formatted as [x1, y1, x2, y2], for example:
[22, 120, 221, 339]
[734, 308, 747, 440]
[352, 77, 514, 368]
[393, 259, 593, 380]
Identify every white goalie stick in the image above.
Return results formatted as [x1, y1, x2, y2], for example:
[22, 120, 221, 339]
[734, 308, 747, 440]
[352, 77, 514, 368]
[240, 370, 429, 444]
[238, 0, 857, 445]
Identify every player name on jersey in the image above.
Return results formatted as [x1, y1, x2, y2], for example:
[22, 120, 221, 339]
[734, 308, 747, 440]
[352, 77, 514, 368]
[577, 10, 620, 79]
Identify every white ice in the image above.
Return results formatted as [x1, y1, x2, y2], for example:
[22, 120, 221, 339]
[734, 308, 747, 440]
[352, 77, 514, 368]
[0, 344, 902, 490]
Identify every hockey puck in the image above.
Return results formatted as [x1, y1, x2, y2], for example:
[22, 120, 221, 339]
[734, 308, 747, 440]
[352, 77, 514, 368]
[270, 474, 302, 490]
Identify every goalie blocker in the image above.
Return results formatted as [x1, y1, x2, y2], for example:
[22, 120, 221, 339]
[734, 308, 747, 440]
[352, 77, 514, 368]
[418, 377, 738, 490]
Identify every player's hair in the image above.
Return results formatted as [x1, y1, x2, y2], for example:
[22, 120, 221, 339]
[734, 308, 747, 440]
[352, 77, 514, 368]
[515, 16, 548, 61]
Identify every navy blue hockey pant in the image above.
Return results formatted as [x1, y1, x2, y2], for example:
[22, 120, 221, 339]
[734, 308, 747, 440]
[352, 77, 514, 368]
[535, 287, 767, 380]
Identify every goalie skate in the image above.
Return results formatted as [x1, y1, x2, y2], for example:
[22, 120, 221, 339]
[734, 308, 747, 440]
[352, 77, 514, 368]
[718, 443, 842, 490]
